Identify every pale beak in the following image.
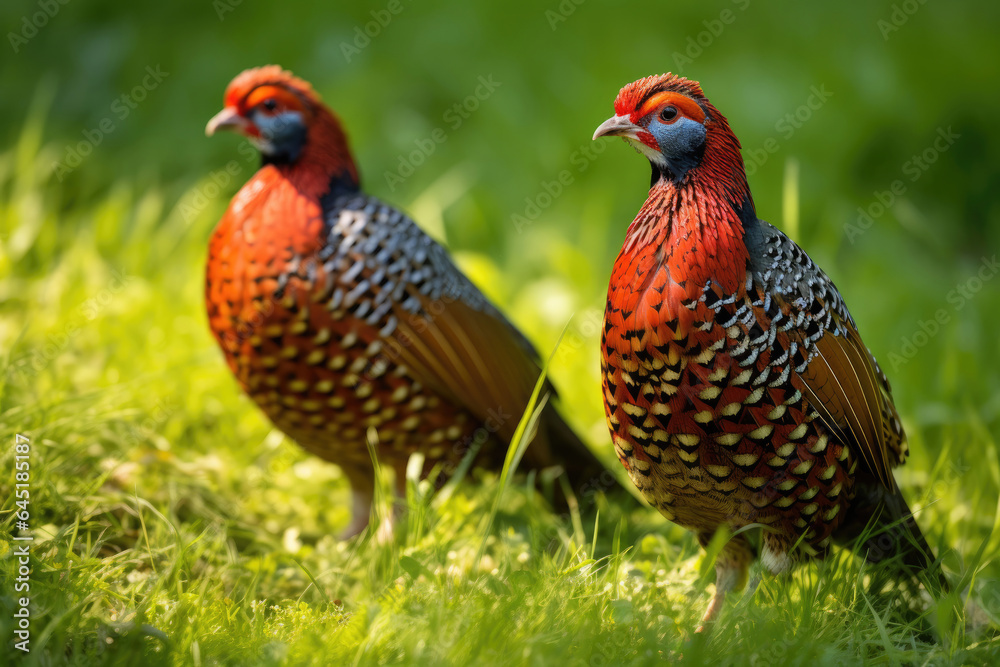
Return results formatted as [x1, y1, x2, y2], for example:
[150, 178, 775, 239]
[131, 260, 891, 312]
[205, 107, 246, 136]
[593, 114, 639, 141]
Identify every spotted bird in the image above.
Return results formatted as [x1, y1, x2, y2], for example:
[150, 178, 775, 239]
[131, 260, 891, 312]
[205, 66, 615, 536]
[595, 73, 941, 625]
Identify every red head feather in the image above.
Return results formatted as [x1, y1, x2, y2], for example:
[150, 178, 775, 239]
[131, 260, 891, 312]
[611, 73, 752, 213]
[223, 66, 321, 113]
[214, 65, 359, 196]
[613, 73, 706, 119]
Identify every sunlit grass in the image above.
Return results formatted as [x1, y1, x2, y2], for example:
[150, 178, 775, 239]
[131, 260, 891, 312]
[2, 106, 1000, 666]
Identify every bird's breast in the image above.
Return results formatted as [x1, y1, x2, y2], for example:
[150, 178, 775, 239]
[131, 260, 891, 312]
[204, 182, 480, 466]
[602, 257, 856, 543]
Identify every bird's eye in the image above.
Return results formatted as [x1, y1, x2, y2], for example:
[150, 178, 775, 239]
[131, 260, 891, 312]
[263, 98, 278, 111]
[660, 106, 678, 122]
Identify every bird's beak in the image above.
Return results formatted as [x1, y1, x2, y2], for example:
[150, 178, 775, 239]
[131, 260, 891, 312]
[206, 107, 246, 136]
[593, 114, 640, 141]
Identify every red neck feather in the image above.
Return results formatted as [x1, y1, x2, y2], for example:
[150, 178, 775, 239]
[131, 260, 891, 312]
[278, 108, 360, 201]
[224, 67, 361, 202]
[623, 101, 754, 295]
[220, 110, 360, 259]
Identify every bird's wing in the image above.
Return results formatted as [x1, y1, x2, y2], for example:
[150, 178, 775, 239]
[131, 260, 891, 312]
[322, 193, 545, 444]
[795, 307, 901, 490]
[742, 219, 907, 491]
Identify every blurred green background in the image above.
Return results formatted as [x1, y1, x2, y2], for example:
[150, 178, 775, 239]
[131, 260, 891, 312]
[2, 0, 1000, 663]
[3, 0, 999, 431]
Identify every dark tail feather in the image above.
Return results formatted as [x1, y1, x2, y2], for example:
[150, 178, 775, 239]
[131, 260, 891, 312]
[523, 402, 631, 511]
[834, 481, 948, 592]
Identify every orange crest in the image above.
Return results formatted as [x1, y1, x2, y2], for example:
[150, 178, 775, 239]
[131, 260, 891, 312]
[613, 73, 707, 120]
[223, 65, 322, 112]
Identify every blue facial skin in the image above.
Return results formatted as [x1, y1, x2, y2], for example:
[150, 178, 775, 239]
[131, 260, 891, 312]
[251, 110, 308, 165]
[647, 115, 707, 182]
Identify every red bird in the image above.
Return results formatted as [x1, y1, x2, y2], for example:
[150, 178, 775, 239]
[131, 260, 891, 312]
[204, 66, 613, 535]
[595, 73, 940, 624]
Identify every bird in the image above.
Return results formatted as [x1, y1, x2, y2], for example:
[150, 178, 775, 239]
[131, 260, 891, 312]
[204, 66, 615, 537]
[594, 73, 942, 626]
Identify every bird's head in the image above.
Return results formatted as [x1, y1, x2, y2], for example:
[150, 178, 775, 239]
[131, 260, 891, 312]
[594, 73, 744, 186]
[207, 66, 333, 166]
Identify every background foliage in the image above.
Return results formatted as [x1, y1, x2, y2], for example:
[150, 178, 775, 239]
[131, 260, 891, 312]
[1, 0, 999, 664]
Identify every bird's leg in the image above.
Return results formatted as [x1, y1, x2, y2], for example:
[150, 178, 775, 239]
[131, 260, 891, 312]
[741, 573, 763, 604]
[696, 533, 753, 633]
[339, 466, 374, 539]
[725, 532, 797, 614]
[760, 532, 795, 577]
[372, 463, 412, 544]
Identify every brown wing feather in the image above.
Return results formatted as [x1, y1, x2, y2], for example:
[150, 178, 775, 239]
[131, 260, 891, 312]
[745, 220, 908, 492]
[391, 293, 542, 445]
[391, 292, 598, 475]
[795, 311, 897, 491]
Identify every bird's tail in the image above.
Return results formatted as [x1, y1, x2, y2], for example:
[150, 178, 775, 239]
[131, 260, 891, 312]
[834, 481, 948, 592]
[521, 401, 630, 512]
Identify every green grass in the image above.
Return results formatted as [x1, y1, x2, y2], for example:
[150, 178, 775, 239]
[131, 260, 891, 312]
[3, 0, 1000, 659]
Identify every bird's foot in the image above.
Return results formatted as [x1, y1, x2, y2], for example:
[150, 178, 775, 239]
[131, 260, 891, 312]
[695, 589, 727, 634]
[339, 489, 373, 539]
